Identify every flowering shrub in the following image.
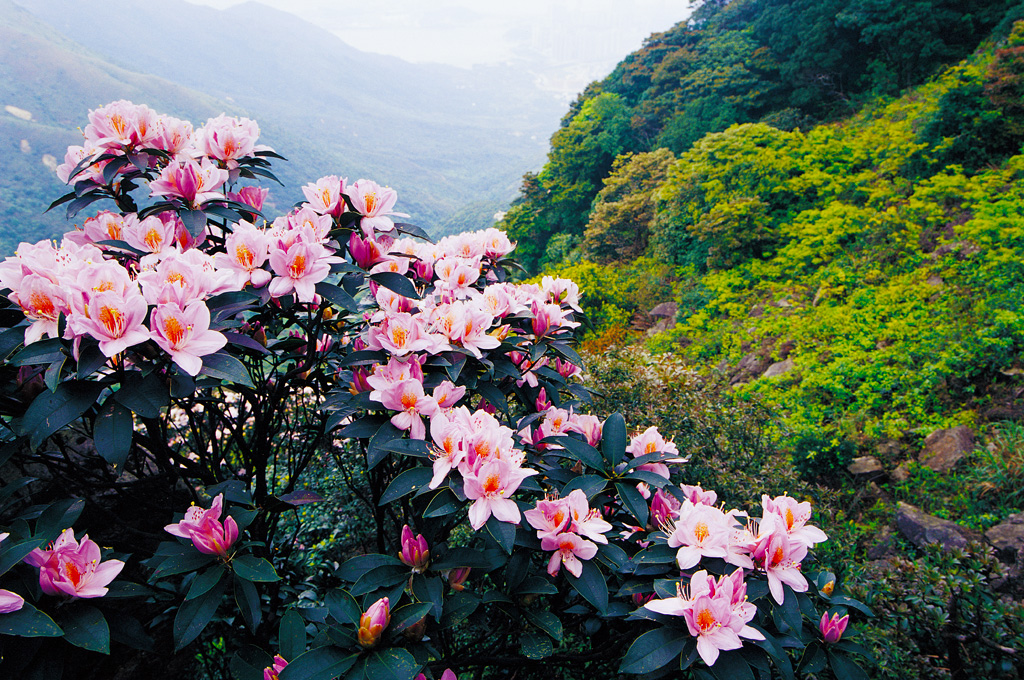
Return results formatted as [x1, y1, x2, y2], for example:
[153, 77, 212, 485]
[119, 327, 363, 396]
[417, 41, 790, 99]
[0, 101, 870, 680]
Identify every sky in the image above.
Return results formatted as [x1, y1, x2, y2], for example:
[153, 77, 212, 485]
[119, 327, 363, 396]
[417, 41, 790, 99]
[185, 0, 693, 97]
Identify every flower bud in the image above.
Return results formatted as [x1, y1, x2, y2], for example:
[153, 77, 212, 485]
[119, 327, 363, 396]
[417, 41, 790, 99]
[819, 611, 849, 643]
[263, 655, 288, 680]
[399, 525, 430, 572]
[446, 567, 471, 592]
[820, 579, 835, 597]
[357, 597, 390, 648]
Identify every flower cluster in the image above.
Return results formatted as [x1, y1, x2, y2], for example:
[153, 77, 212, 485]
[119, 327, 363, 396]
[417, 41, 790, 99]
[24, 528, 124, 599]
[525, 489, 612, 577]
[164, 493, 239, 558]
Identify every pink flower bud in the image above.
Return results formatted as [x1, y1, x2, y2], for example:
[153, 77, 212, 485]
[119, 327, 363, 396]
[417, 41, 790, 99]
[820, 611, 849, 643]
[534, 388, 552, 412]
[358, 597, 390, 648]
[399, 525, 430, 572]
[263, 655, 288, 680]
[164, 494, 240, 558]
[446, 567, 471, 592]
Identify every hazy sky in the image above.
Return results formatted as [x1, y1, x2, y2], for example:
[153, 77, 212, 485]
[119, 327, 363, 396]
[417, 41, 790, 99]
[185, 0, 692, 93]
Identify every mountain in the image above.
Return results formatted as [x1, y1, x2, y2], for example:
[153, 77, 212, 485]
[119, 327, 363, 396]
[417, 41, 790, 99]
[0, 0, 564, 254]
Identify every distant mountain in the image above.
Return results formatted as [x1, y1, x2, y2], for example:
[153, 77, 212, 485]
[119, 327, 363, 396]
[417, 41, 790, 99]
[0, 0, 563, 254]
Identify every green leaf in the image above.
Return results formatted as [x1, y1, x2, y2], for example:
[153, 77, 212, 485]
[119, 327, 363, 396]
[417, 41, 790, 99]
[380, 467, 434, 506]
[94, 399, 133, 470]
[234, 573, 262, 631]
[43, 356, 66, 392]
[315, 282, 360, 313]
[231, 645, 275, 680]
[0, 325, 27, 361]
[561, 475, 607, 500]
[181, 209, 207, 239]
[827, 651, 870, 680]
[76, 343, 108, 379]
[369, 272, 420, 300]
[619, 627, 688, 674]
[326, 589, 361, 626]
[601, 413, 627, 467]
[565, 559, 608, 614]
[58, 603, 110, 654]
[185, 565, 225, 601]
[422, 488, 463, 518]
[173, 577, 227, 650]
[0, 602, 63, 637]
[0, 537, 43, 577]
[367, 422, 402, 470]
[112, 371, 169, 418]
[20, 380, 104, 449]
[279, 609, 307, 661]
[558, 436, 606, 471]
[709, 650, 754, 680]
[350, 564, 409, 596]
[337, 554, 405, 583]
[10, 337, 64, 366]
[411, 573, 444, 619]
[524, 610, 563, 642]
[440, 591, 479, 628]
[378, 438, 433, 458]
[233, 555, 280, 582]
[361, 647, 420, 680]
[486, 515, 516, 554]
[198, 351, 255, 388]
[152, 551, 216, 579]
[390, 602, 432, 633]
[615, 482, 649, 528]
[798, 643, 827, 674]
[520, 632, 554, 660]
[279, 645, 356, 680]
[34, 498, 85, 540]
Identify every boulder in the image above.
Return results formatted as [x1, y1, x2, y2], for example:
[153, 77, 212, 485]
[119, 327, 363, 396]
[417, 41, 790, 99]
[896, 502, 981, 551]
[847, 456, 883, 476]
[762, 357, 795, 379]
[648, 302, 677, 319]
[891, 461, 911, 482]
[986, 513, 1024, 561]
[918, 425, 974, 473]
[729, 353, 768, 386]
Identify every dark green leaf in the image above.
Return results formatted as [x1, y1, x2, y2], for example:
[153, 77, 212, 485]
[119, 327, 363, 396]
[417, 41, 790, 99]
[390, 602, 432, 633]
[152, 551, 217, 579]
[380, 467, 434, 505]
[279, 609, 307, 661]
[181, 209, 207, 239]
[43, 356, 65, 392]
[440, 591, 479, 628]
[0, 537, 44, 577]
[486, 515, 516, 554]
[350, 564, 409, 596]
[367, 422, 402, 470]
[34, 498, 85, 540]
[76, 343, 108, 378]
[315, 282, 360, 313]
[234, 573, 262, 631]
[326, 589, 361, 626]
[233, 555, 279, 582]
[361, 647, 420, 680]
[379, 438, 432, 458]
[619, 627, 688, 674]
[394, 222, 432, 241]
[558, 436, 606, 471]
[561, 475, 607, 500]
[520, 632, 554, 660]
[198, 351, 255, 388]
[279, 645, 356, 680]
[185, 566, 225, 601]
[411, 573, 444, 619]
[173, 577, 227, 650]
[565, 559, 608, 614]
[615, 482, 649, 528]
[58, 604, 110, 654]
[370, 272, 420, 300]
[94, 399, 133, 470]
[231, 645, 275, 680]
[0, 602, 62, 637]
[10, 337, 63, 366]
[524, 610, 563, 642]
[828, 651, 870, 680]
[709, 650, 754, 680]
[422, 488, 462, 518]
[20, 381, 103, 449]
[601, 413, 627, 467]
[336, 414, 388, 439]
[337, 554, 404, 583]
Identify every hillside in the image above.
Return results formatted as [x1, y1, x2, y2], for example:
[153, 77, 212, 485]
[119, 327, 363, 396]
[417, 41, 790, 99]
[0, 0, 564, 253]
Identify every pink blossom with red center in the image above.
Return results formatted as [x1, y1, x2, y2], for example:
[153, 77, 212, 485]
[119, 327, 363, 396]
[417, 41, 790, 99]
[197, 113, 261, 165]
[626, 426, 685, 479]
[149, 157, 229, 207]
[149, 301, 228, 376]
[268, 236, 334, 303]
[349, 232, 392, 269]
[84, 100, 158, 149]
[24, 528, 125, 599]
[667, 501, 732, 569]
[229, 186, 270, 213]
[541, 531, 598, 578]
[428, 410, 469, 489]
[151, 114, 194, 155]
[463, 457, 537, 530]
[75, 288, 151, 356]
[379, 379, 439, 440]
[165, 493, 240, 558]
[215, 220, 272, 289]
[524, 496, 572, 541]
[754, 513, 809, 604]
[9, 273, 66, 345]
[568, 414, 603, 447]
[761, 494, 828, 548]
[367, 312, 440, 356]
[301, 175, 347, 217]
[124, 213, 178, 255]
[347, 179, 408, 237]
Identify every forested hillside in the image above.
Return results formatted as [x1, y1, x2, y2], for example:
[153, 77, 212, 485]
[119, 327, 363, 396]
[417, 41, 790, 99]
[511, 4, 1024, 674]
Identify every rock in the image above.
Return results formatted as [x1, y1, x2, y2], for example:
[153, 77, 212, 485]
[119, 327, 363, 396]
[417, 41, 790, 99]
[847, 456, 883, 475]
[867, 526, 896, 560]
[762, 357, 795, 379]
[730, 353, 768, 386]
[926, 274, 944, 288]
[918, 425, 974, 473]
[891, 461, 911, 482]
[648, 302, 677, 318]
[896, 502, 981, 551]
[986, 513, 1024, 561]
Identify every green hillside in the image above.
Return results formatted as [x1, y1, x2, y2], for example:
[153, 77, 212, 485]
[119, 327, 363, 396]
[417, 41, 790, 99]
[512, 3, 1024, 675]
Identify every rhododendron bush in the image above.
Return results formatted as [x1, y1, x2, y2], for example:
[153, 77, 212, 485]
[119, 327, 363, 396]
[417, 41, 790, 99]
[0, 102, 870, 680]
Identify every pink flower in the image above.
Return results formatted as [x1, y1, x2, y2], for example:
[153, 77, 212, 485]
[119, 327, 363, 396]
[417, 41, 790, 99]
[650, 490, 681, 530]
[755, 514, 809, 604]
[446, 567, 470, 592]
[568, 414, 602, 446]
[428, 411, 468, 489]
[9, 273, 66, 345]
[302, 175, 347, 217]
[369, 313, 439, 357]
[215, 220, 272, 289]
[197, 114, 261, 164]
[24, 528, 124, 599]
[399, 525, 430, 572]
[228, 186, 270, 213]
[357, 597, 390, 648]
[348, 232, 392, 269]
[75, 288, 151, 357]
[820, 611, 850, 643]
[0, 534, 24, 614]
[379, 379, 439, 440]
[525, 496, 571, 541]
[680, 484, 718, 506]
[267, 237, 334, 303]
[667, 501, 732, 569]
[432, 381, 466, 410]
[149, 301, 228, 376]
[564, 489, 612, 544]
[164, 493, 240, 558]
[761, 494, 827, 548]
[541, 532, 598, 578]
[149, 157, 229, 207]
[263, 655, 288, 680]
[84, 100, 158, 149]
[463, 458, 537, 530]
[123, 213, 178, 255]
[347, 179, 408, 237]
[626, 426, 684, 479]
